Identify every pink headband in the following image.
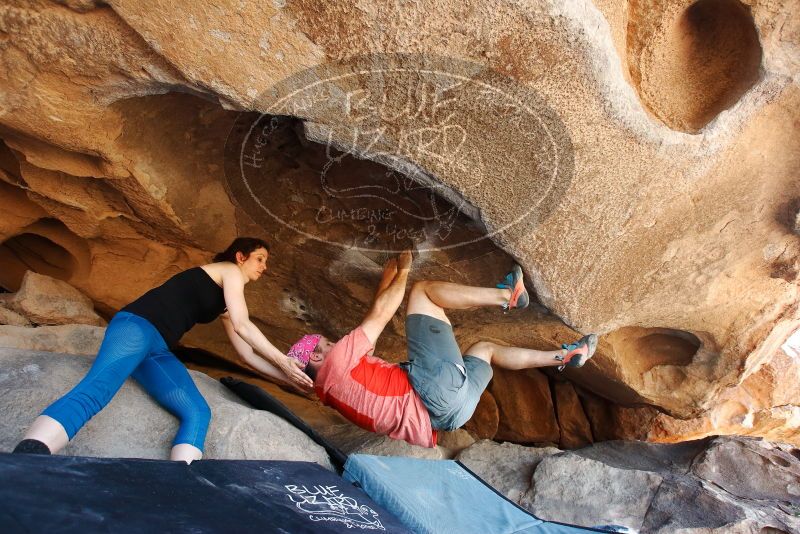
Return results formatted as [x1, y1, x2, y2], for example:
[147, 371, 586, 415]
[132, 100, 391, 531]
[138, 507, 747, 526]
[287, 334, 321, 370]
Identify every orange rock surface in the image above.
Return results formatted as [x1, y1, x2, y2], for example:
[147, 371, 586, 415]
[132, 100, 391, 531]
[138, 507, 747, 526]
[0, 0, 798, 445]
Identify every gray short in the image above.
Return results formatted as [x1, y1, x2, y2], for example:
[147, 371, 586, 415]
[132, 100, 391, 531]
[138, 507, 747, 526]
[401, 314, 493, 431]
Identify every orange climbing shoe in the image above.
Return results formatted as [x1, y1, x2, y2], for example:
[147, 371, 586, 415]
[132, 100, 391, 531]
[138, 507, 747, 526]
[497, 264, 529, 311]
[556, 333, 598, 371]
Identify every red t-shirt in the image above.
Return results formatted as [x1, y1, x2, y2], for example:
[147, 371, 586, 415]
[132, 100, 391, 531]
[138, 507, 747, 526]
[314, 327, 438, 448]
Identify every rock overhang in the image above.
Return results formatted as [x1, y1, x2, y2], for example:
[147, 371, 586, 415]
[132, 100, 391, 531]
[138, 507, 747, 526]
[0, 0, 798, 445]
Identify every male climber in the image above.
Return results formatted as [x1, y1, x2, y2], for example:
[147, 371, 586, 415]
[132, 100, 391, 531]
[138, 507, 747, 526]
[286, 250, 598, 448]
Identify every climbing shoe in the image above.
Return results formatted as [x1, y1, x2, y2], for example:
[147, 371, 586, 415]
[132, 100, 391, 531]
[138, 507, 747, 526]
[12, 439, 51, 455]
[556, 333, 598, 371]
[497, 264, 529, 311]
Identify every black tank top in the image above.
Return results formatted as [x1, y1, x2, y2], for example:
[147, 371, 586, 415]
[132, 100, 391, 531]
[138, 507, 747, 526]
[122, 267, 226, 348]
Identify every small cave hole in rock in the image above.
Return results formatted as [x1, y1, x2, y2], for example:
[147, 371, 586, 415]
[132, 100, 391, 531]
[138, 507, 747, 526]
[0, 229, 78, 291]
[668, 0, 762, 130]
[629, 0, 762, 132]
[607, 326, 702, 374]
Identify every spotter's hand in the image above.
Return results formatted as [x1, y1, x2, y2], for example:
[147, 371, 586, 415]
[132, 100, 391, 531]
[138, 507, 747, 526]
[277, 355, 314, 390]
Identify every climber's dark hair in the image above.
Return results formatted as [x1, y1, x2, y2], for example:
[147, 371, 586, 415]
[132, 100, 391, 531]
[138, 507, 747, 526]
[213, 237, 270, 264]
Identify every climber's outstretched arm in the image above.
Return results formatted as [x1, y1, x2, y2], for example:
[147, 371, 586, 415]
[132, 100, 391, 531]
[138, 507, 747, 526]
[360, 251, 412, 346]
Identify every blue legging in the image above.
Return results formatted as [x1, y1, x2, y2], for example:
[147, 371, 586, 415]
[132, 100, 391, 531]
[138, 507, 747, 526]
[42, 311, 211, 451]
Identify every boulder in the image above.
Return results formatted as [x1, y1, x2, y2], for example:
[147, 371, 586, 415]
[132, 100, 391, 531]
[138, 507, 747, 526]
[641, 479, 752, 534]
[572, 438, 708, 475]
[435, 428, 476, 458]
[553, 381, 593, 449]
[795, 210, 800, 235]
[318, 422, 444, 459]
[7, 272, 105, 327]
[691, 437, 800, 503]
[456, 440, 560, 504]
[352, 435, 444, 460]
[490, 368, 559, 444]
[457, 437, 800, 533]
[528, 438, 800, 533]
[0, 305, 31, 327]
[0, 324, 105, 356]
[317, 421, 473, 460]
[0, 348, 333, 468]
[527, 453, 663, 532]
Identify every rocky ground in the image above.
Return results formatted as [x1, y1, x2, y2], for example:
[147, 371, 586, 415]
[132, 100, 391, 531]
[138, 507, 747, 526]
[1, 275, 799, 532]
[3, 343, 798, 532]
[0, 348, 333, 468]
[459, 437, 800, 533]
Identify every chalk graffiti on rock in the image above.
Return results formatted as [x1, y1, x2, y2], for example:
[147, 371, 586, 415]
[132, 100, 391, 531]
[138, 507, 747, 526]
[224, 53, 574, 253]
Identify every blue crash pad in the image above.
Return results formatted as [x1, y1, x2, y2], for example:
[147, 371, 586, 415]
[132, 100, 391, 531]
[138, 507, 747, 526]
[344, 454, 613, 534]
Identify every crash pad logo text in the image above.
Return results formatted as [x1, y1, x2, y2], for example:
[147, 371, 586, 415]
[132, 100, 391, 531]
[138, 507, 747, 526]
[285, 484, 385, 530]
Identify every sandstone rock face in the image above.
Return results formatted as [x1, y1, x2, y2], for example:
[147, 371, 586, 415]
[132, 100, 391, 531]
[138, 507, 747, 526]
[7, 271, 105, 326]
[0, 348, 333, 468]
[463, 389, 499, 440]
[0, 0, 798, 445]
[490, 368, 560, 444]
[608, 327, 800, 446]
[458, 437, 800, 533]
[553, 381, 593, 449]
